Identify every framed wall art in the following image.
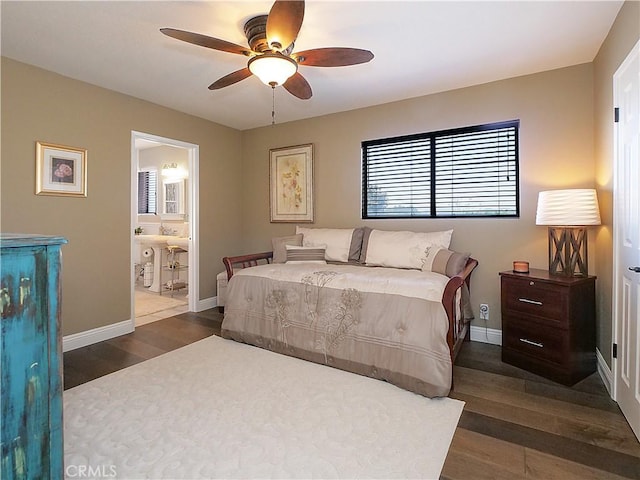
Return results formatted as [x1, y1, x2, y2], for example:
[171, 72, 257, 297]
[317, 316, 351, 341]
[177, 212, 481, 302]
[269, 144, 313, 223]
[36, 141, 87, 197]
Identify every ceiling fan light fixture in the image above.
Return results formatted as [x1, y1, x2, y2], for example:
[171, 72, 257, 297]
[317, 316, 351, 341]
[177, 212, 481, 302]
[248, 53, 297, 87]
[162, 0, 372, 101]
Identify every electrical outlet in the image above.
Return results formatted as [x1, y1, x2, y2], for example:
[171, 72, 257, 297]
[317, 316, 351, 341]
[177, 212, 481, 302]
[479, 303, 489, 321]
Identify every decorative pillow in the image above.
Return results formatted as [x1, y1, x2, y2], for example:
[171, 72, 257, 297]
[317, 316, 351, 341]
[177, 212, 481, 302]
[296, 227, 359, 263]
[272, 234, 303, 263]
[422, 247, 472, 319]
[423, 248, 470, 277]
[362, 229, 453, 270]
[285, 245, 327, 264]
[359, 226, 373, 263]
[348, 227, 365, 262]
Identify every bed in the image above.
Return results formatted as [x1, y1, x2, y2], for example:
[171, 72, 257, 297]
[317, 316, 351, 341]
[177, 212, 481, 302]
[221, 227, 478, 398]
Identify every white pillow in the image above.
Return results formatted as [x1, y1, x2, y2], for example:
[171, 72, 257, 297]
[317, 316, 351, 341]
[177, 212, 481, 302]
[295, 227, 354, 263]
[364, 229, 453, 270]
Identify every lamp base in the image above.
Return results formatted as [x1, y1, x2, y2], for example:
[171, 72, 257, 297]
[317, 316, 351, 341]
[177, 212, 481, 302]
[548, 227, 589, 277]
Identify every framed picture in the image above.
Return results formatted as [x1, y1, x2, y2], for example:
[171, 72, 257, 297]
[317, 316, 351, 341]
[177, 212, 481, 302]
[270, 144, 313, 223]
[36, 141, 87, 197]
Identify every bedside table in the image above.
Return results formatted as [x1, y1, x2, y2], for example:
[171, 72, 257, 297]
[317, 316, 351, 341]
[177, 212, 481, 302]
[500, 269, 596, 385]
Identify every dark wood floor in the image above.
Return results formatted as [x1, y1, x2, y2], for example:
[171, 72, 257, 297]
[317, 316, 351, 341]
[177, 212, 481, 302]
[446, 342, 640, 479]
[63, 309, 223, 390]
[63, 310, 640, 479]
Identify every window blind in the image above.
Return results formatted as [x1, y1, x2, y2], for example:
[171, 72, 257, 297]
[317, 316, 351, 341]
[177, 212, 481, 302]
[137, 170, 157, 214]
[362, 120, 519, 218]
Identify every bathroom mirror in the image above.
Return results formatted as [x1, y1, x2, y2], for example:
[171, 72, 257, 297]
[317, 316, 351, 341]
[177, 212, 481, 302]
[161, 179, 185, 220]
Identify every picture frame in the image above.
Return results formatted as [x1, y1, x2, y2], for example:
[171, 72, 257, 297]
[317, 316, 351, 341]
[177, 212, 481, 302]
[270, 144, 314, 223]
[36, 141, 87, 197]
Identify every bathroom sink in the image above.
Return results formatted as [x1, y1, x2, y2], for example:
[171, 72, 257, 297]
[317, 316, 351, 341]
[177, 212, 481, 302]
[135, 235, 179, 293]
[135, 234, 178, 246]
[167, 237, 189, 250]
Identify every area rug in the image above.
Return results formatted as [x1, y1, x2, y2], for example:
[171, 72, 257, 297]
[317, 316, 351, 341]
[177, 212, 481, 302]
[64, 335, 464, 479]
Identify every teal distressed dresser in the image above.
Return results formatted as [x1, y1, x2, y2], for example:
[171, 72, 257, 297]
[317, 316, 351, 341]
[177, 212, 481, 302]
[1, 234, 67, 479]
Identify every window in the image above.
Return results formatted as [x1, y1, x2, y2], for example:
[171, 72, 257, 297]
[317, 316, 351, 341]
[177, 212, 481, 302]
[362, 120, 519, 218]
[137, 170, 157, 214]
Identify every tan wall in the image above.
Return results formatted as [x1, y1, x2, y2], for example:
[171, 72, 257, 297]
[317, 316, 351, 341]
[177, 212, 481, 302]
[593, 0, 640, 367]
[241, 64, 596, 332]
[1, 57, 244, 336]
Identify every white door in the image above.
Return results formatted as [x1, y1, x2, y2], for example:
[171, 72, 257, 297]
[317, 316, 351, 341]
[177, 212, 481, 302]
[613, 39, 640, 442]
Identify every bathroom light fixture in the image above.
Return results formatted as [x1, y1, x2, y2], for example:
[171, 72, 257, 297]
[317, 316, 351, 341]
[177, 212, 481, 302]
[161, 163, 177, 174]
[248, 52, 297, 87]
[536, 189, 601, 277]
[161, 163, 187, 179]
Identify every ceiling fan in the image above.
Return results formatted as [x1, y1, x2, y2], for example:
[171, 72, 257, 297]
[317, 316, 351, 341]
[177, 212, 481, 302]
[160, 0, 374, 100]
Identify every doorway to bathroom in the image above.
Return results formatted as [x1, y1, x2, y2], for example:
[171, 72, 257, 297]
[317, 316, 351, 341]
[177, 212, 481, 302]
[130, 131, 199, 327]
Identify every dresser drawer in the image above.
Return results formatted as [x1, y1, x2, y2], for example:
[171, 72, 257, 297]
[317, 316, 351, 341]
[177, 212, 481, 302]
[502, 276, 567, 326]
[503, 317, 566, 365]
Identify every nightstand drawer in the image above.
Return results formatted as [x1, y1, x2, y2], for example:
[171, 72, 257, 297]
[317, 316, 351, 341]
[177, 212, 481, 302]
[503, 319, 566, 365]
[503, 277, 566, 324]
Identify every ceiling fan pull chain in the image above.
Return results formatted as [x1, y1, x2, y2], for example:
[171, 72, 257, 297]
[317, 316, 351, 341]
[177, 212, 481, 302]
[271, 85, 276, 125]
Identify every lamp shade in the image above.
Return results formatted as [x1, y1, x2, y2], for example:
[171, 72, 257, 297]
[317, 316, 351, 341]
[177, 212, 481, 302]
[536, 189, 601, 226]
[248, 53, 297, 86]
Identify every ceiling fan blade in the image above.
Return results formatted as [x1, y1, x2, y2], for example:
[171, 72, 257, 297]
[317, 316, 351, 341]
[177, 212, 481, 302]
[161, 28, 250, 56]
[283, 72, 312, 100]
[266, 0, 305, 51]
[208, 68, 253, 90]
[294, 48, 374, 67]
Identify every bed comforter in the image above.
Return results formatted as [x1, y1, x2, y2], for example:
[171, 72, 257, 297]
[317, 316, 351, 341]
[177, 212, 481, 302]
[221, 263, 454, 397]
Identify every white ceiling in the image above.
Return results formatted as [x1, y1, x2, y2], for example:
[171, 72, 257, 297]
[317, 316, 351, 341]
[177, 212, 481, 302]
[1, 1, 623, 131]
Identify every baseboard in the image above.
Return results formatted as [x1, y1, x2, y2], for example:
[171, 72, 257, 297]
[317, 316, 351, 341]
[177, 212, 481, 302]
[196, 296, 217, 312]
[596, 347, 613, 397]
[470, 325, 502, 346]
[63, 319, 134, 352]
[63, 297, 218, 352]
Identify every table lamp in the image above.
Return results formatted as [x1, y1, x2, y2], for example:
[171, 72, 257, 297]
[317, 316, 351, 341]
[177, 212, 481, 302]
[535, 189, 601, 276]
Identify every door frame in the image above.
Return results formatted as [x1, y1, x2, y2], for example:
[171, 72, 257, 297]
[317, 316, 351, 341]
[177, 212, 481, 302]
[611, 39, 640, 439]
[130, 131, 200, 322]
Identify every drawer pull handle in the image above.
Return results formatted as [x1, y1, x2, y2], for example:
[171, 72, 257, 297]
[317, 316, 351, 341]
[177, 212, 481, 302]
[520, 338, 544, 348]
[518, 298, 543, 306]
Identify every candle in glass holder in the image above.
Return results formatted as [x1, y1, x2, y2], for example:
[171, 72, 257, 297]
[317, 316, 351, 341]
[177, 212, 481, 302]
[513, 261, 529, 273]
